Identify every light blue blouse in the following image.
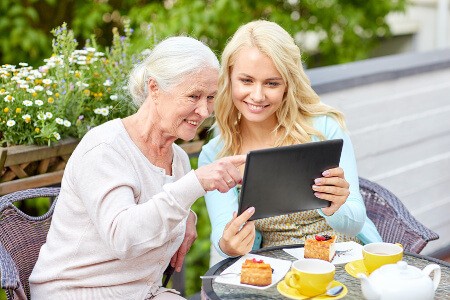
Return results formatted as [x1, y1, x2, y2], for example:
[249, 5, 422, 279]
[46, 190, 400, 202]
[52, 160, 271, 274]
[198, 115, 382, 258]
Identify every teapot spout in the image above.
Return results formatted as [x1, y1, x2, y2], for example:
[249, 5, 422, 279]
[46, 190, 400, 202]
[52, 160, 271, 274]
[358, 273, 381, 300]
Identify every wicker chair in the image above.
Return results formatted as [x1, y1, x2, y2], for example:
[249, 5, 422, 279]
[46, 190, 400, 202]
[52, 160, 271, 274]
[359, 177, 439, 254]
[0, 187, 59, 300]
[0, 188, 175, 299]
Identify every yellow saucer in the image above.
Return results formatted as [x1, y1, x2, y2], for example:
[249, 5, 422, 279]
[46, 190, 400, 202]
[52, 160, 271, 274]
[277, 280, 347, 300]
[345, 259, 369, 278]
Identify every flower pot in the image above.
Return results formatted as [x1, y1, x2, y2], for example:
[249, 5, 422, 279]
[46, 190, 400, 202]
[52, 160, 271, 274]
[0, 138, 79, 195]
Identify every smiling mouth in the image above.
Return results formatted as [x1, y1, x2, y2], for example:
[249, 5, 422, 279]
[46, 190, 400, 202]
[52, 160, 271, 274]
[244, 101, 269, 111]
[185, 119, 200, 126]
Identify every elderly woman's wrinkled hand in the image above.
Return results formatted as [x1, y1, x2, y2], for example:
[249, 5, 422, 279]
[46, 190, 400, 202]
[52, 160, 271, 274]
[170, 211, 198, 272]
[313, 167, 350, 216]
[195, 154, 246, 193]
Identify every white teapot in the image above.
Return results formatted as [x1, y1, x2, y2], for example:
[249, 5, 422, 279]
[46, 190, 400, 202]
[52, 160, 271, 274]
[358, 261, 441, 300]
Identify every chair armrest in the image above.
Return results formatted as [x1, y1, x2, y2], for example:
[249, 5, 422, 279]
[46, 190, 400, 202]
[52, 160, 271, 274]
[359, 177, 439, 253]
[1, 243, 33, 300]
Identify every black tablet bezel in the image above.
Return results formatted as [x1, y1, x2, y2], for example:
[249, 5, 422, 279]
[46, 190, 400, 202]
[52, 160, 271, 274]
[237, 139, 343, 221]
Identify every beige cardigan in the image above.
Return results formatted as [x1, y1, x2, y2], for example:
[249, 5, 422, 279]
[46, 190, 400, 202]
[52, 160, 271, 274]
[29, 119, 205, 299]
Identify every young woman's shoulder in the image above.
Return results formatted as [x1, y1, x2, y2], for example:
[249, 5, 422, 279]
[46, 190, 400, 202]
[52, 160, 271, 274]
[311, 115, 345, 140]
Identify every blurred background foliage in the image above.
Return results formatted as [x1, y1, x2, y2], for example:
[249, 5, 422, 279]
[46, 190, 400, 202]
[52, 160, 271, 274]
[0, 0, 406, 68]
[0, 0, 406, 297]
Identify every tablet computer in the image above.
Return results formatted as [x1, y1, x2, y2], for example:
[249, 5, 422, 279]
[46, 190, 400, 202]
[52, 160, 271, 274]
[237, 139, 343, 221]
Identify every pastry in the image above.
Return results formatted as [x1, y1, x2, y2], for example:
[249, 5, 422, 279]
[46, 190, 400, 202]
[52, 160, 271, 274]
[304, 234, 336, 262]
[240, 258, 272, 286]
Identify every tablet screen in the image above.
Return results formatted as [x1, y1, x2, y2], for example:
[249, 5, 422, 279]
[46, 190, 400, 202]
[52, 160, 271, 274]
[238, 139, 343, 221]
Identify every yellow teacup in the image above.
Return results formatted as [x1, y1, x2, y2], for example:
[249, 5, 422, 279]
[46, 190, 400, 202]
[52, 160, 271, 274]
[362, 242, 403, 274]
[284, 259, 335, 297]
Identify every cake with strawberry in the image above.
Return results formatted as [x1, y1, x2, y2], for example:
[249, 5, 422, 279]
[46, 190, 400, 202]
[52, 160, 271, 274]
[304, 234, 337, 262]
[240, 258, 272, 286]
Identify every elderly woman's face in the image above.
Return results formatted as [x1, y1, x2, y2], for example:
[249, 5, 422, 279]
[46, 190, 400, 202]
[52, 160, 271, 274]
[156, 67, 218, 141]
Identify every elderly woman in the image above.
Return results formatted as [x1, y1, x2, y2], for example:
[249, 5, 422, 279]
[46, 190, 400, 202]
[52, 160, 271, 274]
[29, 36, 245, 299]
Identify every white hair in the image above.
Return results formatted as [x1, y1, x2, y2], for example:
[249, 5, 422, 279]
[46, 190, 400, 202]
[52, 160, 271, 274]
[128, 36, 220, 107]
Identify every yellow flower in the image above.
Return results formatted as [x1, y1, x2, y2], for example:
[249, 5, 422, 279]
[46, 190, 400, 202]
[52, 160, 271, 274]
[55, 93, 60, 98]
[3, 107, 9, 113]
[15, 108, 21, 113]
[32, 92, 38, 97]
[83, 89, 91, 96]
[35, 127, 40, 133]
[75, 71, 81, 78]
[48, 97, 54, 103]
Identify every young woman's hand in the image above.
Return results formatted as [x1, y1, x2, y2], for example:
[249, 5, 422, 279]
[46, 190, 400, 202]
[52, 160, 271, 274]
[219, 207, 256, 256]
[312, 167, 350, 216]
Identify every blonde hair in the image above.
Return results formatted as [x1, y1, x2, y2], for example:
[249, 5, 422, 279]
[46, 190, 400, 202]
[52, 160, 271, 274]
[215, 20, 346, 157]
[128, 36, 219, 107]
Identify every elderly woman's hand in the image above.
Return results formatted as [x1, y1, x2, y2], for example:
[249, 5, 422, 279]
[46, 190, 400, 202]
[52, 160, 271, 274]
[313, 167, 350, 216]
[170, 211, 198, 272]
[219, 207, 256, 257]
[195, 154, 246, 193]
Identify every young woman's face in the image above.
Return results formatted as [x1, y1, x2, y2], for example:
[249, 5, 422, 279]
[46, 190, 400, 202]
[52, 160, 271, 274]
[230, 47, 286, 126]
[156, 67, 218, 141]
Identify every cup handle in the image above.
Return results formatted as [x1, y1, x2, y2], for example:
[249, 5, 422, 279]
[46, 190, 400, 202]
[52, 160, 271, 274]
[284, 271, 302, 290]
[422, 264, 441, 291]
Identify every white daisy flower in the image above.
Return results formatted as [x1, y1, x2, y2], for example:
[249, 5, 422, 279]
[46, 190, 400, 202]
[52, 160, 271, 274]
[19, 62, 28, 67]
[34, 85, 44, 91]
[53, 132, 61, 140]
[94, 108, 102, 115]
[42, 79, 52, 85]
[6, 119, 16, 127]
[23, 100, 33, 106]
[22, 114, 31, 122]
[27, 88, 35, 94]
[55, 117, 64, 125]
[37, 112, 46, 120]
[103, 79, 113, 86]
[45, 112, 53, 119]
[100, 107, 109, 116]
[4, 95, 14, 102]
[35, 100, 44, 106]
[110, 94, 118, 101]
[46, 90, 53, 96]
[63, 120, 71, 127]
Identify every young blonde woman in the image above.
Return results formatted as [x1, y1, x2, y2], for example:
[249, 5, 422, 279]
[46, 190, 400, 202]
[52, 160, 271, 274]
[198, 20, 382, 265]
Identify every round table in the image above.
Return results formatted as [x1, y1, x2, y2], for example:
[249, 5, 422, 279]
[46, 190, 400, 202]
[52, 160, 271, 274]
[201, 244, 450, 299]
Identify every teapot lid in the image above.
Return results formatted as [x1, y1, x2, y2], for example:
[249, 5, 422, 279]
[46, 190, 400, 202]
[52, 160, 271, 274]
[374, 261, 423, 280]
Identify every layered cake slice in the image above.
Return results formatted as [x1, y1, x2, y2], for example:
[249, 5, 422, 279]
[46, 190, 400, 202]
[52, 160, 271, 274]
[304, 234, 337, 262]
[240, 258, 272, 286]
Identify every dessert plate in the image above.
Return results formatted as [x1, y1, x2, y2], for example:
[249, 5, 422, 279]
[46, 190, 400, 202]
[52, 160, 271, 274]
[277, 280, 348, 299]
[283, 241, 363, 265]
[344, 259, 369, 278]
[212, 253, 292, 290]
